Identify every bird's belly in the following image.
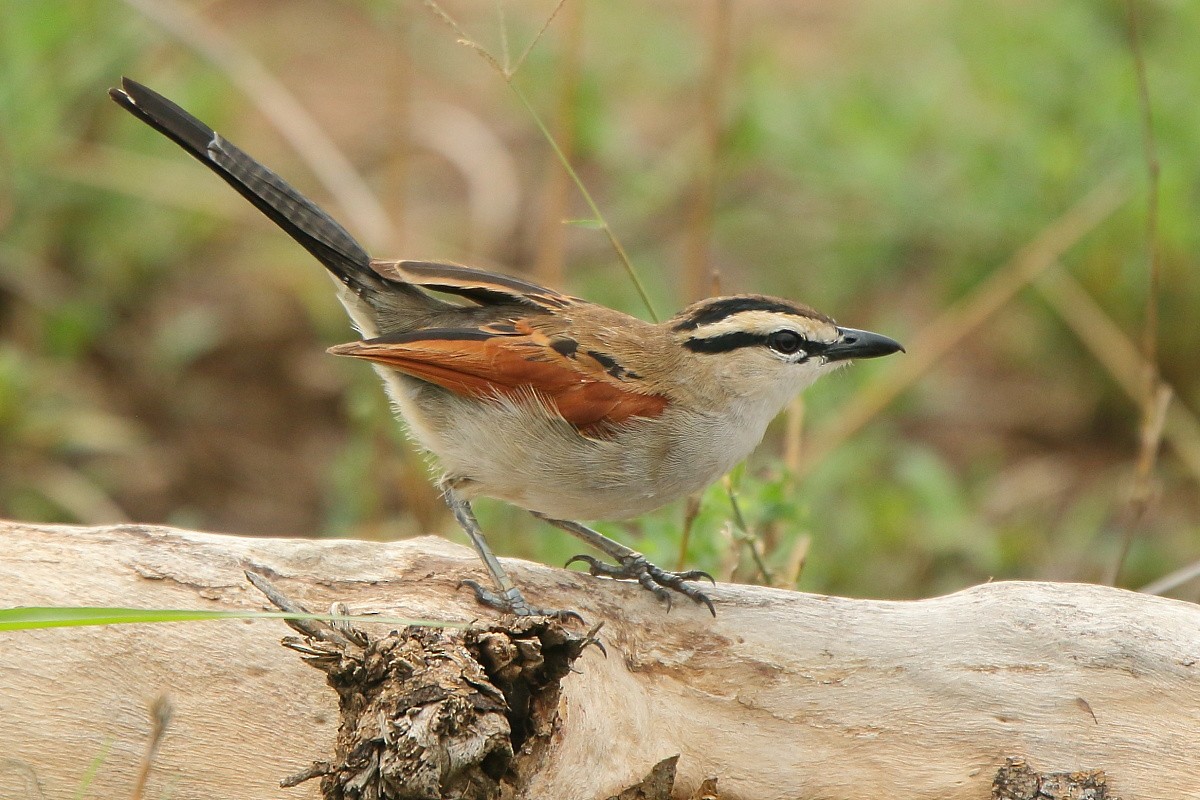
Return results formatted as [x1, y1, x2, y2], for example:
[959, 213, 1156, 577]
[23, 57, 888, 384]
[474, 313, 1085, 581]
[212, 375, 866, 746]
[384, 374, 760, 521]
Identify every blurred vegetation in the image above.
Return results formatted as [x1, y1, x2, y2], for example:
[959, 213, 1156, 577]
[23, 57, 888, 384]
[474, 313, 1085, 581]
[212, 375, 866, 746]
[1, 0, 1196, 602]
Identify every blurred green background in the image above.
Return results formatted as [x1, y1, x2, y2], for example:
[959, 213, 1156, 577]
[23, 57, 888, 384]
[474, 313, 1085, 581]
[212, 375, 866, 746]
[1, 0, 1196, 601]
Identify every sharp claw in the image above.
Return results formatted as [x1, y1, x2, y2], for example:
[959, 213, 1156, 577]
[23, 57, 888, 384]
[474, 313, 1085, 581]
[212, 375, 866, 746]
[582, 621, 607, 657]
[567, 552, 718, 615]
[684, 570, 717, 586]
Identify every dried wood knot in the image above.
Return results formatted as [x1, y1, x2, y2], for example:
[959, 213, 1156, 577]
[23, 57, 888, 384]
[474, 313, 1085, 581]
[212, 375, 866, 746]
[284, 616, 595, 800]
[992, 756, 1118, 800]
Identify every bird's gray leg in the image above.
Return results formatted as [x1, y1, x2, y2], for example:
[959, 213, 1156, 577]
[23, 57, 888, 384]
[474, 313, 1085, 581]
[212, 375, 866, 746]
[442, 484, 580, 621]
[532, 513, 716, 616]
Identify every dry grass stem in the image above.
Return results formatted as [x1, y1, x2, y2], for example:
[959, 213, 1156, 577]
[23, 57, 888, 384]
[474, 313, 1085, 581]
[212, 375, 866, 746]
[421, 1, 505, 75]
[723, 476, 773, 584]
[681, 0, 750, 554]
[512, 84, 659, 319]
[780, 532, 811, 588]
[1110, 382, 1172, 586]
[1140, 558, 1200, 596]
[798, 176, 1127, 479]
[511, 0, 571, 79]
[123, 0, 396, 249]
[1134, 383, 1173, 498]
[1036, 269, 1200, 486]
[130, 695, 173, 800]
[675, 494, 703, 572]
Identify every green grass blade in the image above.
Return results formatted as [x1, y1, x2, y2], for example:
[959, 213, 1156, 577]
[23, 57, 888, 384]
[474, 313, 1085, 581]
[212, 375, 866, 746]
[0, 606, 465, 631]
[72, 738, 113, 800]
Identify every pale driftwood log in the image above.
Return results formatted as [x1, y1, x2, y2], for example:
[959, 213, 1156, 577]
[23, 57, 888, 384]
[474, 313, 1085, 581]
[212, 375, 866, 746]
[2, 520, 1199, 800]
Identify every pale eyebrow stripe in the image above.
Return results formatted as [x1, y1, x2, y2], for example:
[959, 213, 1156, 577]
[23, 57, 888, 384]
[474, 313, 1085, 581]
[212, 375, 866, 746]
[689, 311, 836, 342]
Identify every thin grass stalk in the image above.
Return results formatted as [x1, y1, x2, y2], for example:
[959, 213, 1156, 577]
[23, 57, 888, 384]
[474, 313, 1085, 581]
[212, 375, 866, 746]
[1036, 268, 1200, 485]
[424, 0, 660, 320]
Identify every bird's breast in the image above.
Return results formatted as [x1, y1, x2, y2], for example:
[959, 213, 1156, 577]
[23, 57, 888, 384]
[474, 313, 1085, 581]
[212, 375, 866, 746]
[379, 372, 773, 521]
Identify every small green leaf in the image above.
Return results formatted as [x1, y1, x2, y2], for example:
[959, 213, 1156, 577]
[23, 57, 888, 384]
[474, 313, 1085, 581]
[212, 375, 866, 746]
[563, 218, 605, 229]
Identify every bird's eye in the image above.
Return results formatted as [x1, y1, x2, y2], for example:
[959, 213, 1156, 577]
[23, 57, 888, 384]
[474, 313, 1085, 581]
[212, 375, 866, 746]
[768, 330, 804, 355]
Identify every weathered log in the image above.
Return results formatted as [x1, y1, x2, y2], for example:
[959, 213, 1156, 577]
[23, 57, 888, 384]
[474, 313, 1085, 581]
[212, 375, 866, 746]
[1, 520, 1198, 799]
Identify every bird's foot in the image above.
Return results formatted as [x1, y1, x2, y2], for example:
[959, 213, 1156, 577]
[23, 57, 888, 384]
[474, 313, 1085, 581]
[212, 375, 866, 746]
[459, 580, 585, 624]
[565, 553, 717, 616]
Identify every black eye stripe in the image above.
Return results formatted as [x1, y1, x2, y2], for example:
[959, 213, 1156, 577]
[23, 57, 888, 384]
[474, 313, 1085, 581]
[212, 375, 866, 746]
[684, 330, 830, 356]
[683, 331, 767, 353]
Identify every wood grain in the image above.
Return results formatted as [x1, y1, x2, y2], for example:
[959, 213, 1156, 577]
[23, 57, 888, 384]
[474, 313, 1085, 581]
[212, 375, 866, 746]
[1, 520, 1197, 799]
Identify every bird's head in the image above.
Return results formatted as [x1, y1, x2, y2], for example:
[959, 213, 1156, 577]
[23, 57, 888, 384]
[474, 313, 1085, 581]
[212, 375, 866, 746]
[668, 294, 903, 409]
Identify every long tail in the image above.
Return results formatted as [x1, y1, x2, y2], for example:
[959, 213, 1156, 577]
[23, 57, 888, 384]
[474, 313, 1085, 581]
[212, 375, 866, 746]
[109, 77, 399, 303]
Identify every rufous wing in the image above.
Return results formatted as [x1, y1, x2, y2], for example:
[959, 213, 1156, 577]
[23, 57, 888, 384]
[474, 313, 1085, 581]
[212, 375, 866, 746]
[328, 321, 667, 432]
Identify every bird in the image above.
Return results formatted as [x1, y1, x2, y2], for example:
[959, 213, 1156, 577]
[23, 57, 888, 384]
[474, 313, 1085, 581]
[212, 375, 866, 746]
[109, 77, 903, 618]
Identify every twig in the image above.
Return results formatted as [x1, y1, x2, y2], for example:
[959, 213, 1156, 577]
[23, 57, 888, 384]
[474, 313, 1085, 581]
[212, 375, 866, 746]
[798, 176, 1127, 480]
[122, 0, 396, 249]
[281, 761, 332, 789]
[245, 570, 354, 646]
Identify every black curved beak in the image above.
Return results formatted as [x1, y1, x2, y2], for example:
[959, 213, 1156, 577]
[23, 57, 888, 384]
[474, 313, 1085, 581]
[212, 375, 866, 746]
[822, 327, 905, 363]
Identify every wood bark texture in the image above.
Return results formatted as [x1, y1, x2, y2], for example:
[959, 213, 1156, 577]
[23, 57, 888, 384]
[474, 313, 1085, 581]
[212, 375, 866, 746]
[1, 520, 1198, 800]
